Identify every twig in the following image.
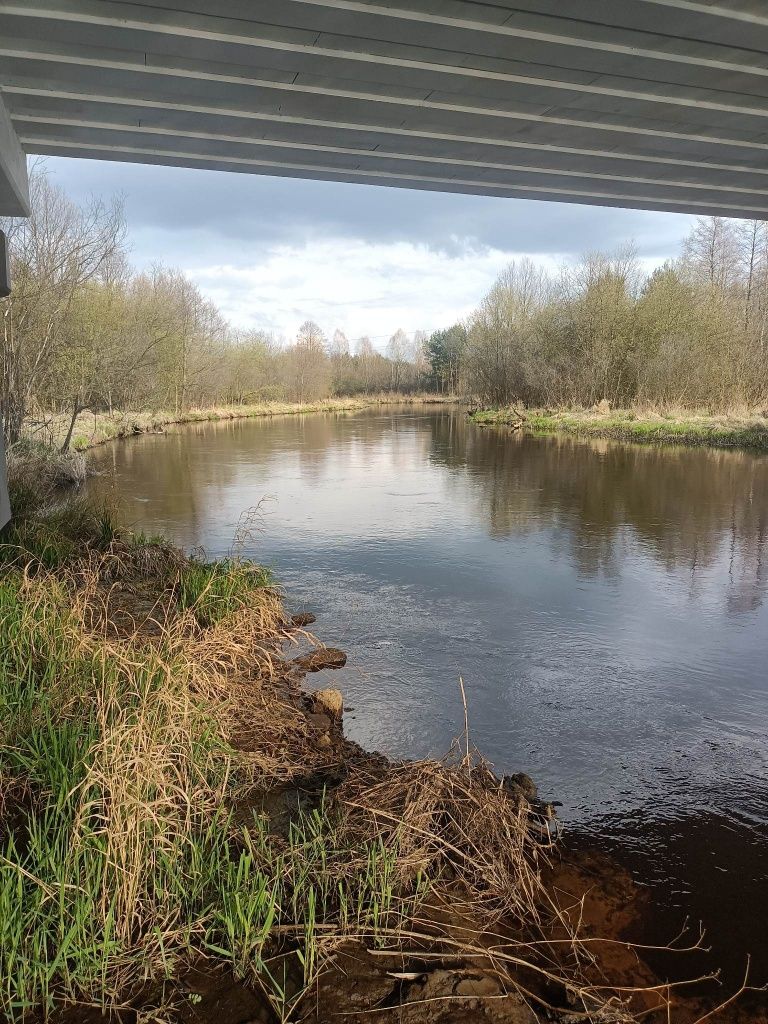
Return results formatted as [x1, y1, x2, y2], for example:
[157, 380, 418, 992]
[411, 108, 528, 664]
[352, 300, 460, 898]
[458, 676, 470, 778]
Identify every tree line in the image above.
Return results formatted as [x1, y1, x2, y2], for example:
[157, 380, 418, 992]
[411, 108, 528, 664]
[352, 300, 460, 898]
[4, 163, 767, 454]
[431, 217, 768, 410]
[0, 166, 431, 451]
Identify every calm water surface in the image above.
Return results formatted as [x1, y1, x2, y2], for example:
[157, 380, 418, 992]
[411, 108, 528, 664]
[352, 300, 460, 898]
[90, 407, 768, 986]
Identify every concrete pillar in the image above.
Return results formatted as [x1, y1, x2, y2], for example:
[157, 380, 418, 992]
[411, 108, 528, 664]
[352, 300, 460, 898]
[0, 92, 27, 526]
[0, 93, 29, 217]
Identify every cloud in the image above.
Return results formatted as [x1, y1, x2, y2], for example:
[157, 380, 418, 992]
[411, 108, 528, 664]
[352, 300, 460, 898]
[43, 157, 696, 339]
[191, 239, 514, 341]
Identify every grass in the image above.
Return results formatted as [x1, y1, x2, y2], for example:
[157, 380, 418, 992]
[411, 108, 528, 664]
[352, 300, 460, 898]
[176, 559, 274, 627]
[29, 394, 457, 452]
[0, 453, 711, 1022]
[470, 405, 768, 451]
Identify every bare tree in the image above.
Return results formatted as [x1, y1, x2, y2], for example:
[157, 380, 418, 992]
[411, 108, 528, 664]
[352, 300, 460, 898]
[1, 164, 126, 444]
[386, 328, 409, 390]
[681, 216, 740, 294]
[330, 328, 350, 357]
[284, 320, 330, 401]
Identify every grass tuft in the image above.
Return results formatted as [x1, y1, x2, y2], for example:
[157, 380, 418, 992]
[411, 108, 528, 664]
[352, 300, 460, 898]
[176, 559, 273, 627]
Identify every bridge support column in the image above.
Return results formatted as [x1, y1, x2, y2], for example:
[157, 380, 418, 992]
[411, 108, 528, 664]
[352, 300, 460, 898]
[0, 431, 9, 529]
[0, 93, 28, 525]
[0, 93, 28, 216]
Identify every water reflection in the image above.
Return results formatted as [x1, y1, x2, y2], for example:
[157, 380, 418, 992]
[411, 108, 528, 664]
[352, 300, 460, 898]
[89, 408, 768, 988]
[430, 414, 768, 606]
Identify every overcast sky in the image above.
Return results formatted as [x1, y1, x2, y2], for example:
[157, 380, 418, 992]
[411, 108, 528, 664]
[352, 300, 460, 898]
[46, 157, 695, 349]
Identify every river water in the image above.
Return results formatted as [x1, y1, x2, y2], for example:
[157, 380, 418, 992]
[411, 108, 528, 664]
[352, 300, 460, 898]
[89, 406, 768, 988]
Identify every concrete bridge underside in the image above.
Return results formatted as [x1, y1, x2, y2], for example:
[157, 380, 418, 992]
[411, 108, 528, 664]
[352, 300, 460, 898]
[2, 1, 768, 219]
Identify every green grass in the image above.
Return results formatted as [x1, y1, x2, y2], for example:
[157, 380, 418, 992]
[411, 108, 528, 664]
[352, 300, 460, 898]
[470, 407, 768, 451]
[0, 490, 428, 1021]
[0, 496, 120, 571]
[176, 559, 273, 627]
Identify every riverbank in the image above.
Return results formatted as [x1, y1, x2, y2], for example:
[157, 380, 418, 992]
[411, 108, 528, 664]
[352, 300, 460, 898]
[0, 461, 748, 1023]
[31, 395, 457, 452]
[470, 407, 768, 452]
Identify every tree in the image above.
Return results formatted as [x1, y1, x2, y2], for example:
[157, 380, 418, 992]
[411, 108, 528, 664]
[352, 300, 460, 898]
[463, 259, 549, 405]
[297, 320, 327, 352]
[681, 216, 740, 294]
[1, 163, 126, 445]
[427, 324, 467, 393]
[565, 247, 640, 406]
[284, 320, 330, 401]
[353, 336, 377, 393]
[386, 328, 409, 390]
[330, 328, 350, 357]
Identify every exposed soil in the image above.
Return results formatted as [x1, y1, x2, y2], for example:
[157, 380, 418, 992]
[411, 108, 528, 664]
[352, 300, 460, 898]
[53, 847, 759, 1024]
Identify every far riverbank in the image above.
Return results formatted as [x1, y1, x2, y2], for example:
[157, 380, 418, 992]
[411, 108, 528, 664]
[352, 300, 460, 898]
[31, 394, 458, 452]
[470, 406, 768, 451]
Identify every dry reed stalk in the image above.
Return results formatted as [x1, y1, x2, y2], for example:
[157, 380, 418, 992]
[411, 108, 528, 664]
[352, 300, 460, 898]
[325, 753, 720, 1022]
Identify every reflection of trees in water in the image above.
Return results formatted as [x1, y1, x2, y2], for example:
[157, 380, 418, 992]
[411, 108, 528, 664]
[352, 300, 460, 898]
[428, 414, 768, 610]
[97, 411, 432, 545]
[106, 424, 225, 545]
[97, 410, 768, 615]
[725, 517, 767, 615]
[283, 409, 432, 486]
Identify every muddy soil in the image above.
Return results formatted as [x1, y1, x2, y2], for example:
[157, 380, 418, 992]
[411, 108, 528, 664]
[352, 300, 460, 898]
[57, 852, 758, 1024]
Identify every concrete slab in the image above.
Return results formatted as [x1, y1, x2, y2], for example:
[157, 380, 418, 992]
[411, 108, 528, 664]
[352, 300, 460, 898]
[1, 0, 768, 218]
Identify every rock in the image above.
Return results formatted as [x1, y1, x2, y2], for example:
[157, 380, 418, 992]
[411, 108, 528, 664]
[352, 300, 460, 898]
[455, 974, 503, 997]
[293, 647, 347, 673]
[305, 712, 332, 734]
[311, 687, 344, 721]
[502, 772, 538, 801]
[291, 611, 317, 628]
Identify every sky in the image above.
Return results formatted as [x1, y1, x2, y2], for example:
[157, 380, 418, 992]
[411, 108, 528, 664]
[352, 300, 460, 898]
[46, 157, 696, 350]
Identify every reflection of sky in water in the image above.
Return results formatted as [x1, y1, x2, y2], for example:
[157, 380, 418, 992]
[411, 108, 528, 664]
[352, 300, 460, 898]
[90, 408, 768, 984]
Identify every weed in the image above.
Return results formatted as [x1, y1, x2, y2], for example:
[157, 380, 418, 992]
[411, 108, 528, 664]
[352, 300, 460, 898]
[176, 559, 273, 627]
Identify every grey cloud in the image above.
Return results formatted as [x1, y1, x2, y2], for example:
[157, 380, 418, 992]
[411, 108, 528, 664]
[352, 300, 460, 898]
[46, 157, 693, 267]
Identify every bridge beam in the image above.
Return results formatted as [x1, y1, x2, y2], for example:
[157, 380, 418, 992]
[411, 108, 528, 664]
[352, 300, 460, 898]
[1, 1, 768, 217]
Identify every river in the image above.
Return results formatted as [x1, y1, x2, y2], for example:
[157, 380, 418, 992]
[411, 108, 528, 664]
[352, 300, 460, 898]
[89, 405, 768, 990]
